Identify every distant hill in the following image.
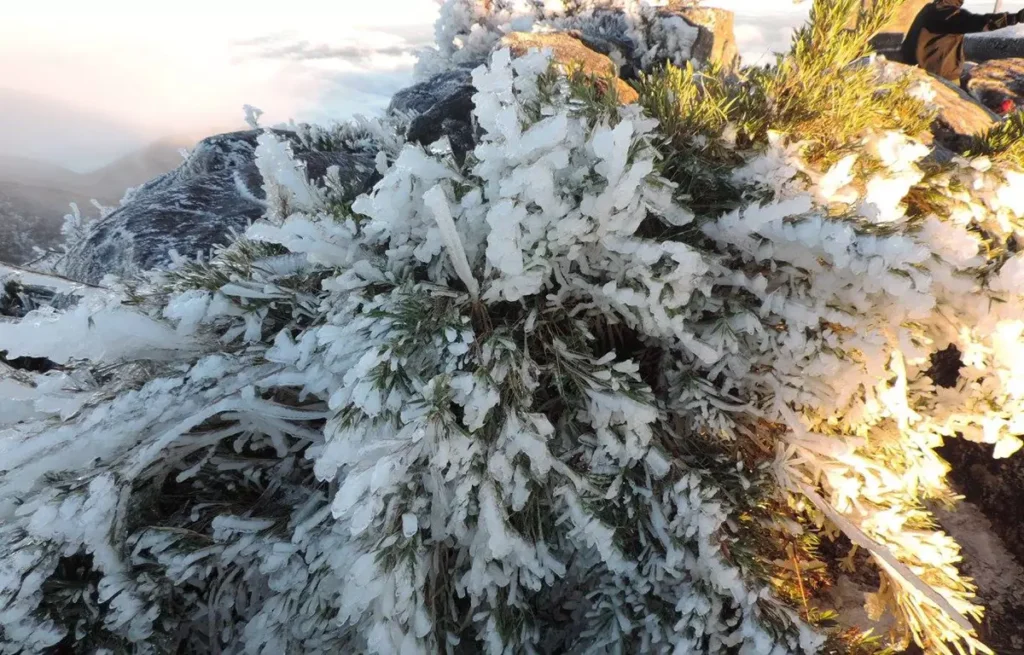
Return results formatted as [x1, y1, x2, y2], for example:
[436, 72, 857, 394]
[79, 137, 193, 202]
[0, 135, 194, 204]
[0, 88, 226, 266]
[0, 156, 82, 191]
[0, 136, 199, 265]
[0, 88, 153, 173]
[0, 180, 94, 266]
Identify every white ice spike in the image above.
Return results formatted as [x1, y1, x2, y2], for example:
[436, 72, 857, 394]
[799, 483, 974, 633]
[424, 183, 480, 299]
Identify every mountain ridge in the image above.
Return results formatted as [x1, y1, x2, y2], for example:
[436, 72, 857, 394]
[0, 134, 209, 264]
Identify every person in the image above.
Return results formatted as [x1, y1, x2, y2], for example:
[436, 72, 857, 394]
[900, 0, 1024, 86]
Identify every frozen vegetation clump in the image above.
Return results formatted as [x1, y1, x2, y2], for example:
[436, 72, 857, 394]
[3, 0, 1024, 653]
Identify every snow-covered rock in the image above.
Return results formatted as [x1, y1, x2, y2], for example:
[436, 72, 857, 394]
[60, 130, 377, 284]
[661, 5, 739, 71]
[391, 68, 478, 161]
[389, 67, 475, 116]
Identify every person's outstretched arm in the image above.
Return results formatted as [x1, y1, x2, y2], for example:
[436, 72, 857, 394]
[925, 6, 1024, 34]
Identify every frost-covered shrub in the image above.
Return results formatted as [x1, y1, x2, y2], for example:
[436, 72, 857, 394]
[3, 1, 1024, 654]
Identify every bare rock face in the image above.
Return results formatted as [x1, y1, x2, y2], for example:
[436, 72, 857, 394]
[389, 67, 474, 117]
[61, 130, 377, 284]
[877, 60, 998, 150]
[964, 57, 1024, 112]
[389, 67, 477, 161]
[662, 6, 739, 71]
[924, 74, 999, 148]
[500, 32, 640, 104]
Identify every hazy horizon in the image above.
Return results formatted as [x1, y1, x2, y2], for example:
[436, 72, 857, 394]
[0, 0, 440, 172]
[2, 0, 1022, 172]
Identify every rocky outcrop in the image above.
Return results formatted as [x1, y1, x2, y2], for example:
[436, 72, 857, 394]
[391, 30, 650, 159]
[965, 58, 1024, 112]
[662, 6, 739, 71]
[501, 32, 640, 104]
[390, 4, 740, 158]
[923, 72, 1000, 149]
[389, 67, 474, 117]
[390, 68, 477, 161]
[875, 60, 998, 150]
[61, 130, 377, 285]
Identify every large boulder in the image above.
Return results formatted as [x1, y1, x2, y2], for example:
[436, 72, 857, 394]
[661, 5, 739, 71]
[388, 67, 474, 117]
[924, 73, 999, 149]
[965, 57, 1024, 112]
[389, 68, 477, 161]
[61, 130, 377, 284]
[501, 32, 640, 103]
[876, 60, 998, 150]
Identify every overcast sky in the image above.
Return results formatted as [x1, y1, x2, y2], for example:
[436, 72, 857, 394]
[1, 0, 1021, 171]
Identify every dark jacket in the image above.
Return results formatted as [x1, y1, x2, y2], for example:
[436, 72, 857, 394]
[900, 0, 1020, 82]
